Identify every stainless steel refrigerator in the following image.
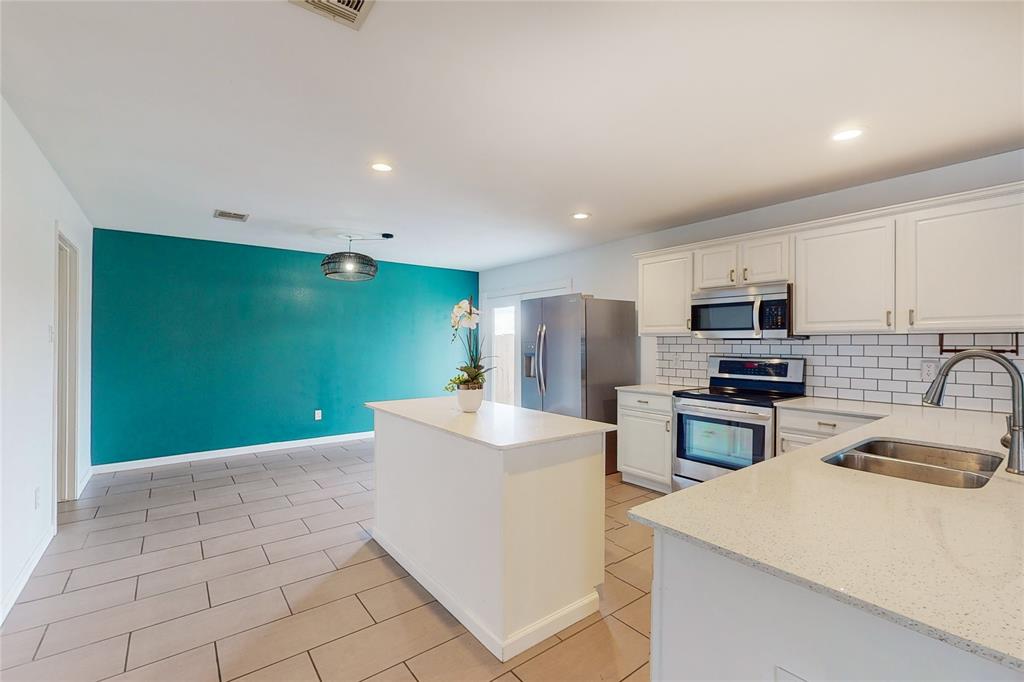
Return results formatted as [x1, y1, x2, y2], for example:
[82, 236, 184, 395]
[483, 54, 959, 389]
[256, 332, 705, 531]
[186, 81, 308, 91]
[521, 294, 637, 423]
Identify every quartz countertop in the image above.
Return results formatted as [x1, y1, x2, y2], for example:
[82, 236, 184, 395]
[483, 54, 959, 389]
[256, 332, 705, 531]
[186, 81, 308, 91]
[778, 395, 901, 418]
[615, 384, 676, 396]
[629, 404, 1024, 670]
[365, 397, 615, 450]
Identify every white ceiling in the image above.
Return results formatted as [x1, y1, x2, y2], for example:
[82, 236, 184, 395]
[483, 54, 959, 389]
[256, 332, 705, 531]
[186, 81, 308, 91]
[3, 1, 1022, 271]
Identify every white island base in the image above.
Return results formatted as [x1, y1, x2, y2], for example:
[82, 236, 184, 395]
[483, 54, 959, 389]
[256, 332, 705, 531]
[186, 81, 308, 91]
[648, 532, 1021, 680]
[365, 398, 613, 661]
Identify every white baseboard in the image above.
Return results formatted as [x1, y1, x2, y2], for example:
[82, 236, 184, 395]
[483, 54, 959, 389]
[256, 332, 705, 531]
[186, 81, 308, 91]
[76, 466, 93, 498]
[2, 524, 55, 622]
[89, 431, 374, 475]
[372, 528, 598, 661]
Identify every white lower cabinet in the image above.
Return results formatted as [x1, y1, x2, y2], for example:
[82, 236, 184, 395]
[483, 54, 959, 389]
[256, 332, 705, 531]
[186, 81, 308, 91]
[777, 430, 821, 455]
[617, 392, 673, 493]
[776, 406, 880, 454]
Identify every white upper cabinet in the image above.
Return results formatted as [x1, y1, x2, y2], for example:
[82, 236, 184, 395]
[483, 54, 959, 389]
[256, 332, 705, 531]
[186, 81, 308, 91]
[695, 234, 790, 289]
[896, 191, 1024, 332]
[794, 218, 896, 333]
[638, 251, 693, 336]
[739, 234, 790, 285]
[694, 244, 738, 289]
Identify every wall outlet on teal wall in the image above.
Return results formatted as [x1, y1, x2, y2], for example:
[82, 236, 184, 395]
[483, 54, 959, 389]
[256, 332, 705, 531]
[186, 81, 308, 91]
[92, 228, 478, 465]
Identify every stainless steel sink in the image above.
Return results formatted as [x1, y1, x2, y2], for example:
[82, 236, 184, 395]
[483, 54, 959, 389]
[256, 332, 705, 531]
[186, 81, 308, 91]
[823, 439, 1003, 488]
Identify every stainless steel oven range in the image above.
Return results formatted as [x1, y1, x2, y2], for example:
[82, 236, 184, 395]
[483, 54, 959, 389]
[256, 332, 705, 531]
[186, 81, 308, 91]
[672, 356, 806, 489]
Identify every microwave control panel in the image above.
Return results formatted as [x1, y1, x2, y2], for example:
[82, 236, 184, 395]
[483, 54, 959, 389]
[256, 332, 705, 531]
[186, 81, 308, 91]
[760, 299, 788, 330]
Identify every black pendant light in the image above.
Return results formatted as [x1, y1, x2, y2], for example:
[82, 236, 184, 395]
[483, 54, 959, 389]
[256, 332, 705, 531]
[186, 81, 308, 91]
[321, 233, 393, 282]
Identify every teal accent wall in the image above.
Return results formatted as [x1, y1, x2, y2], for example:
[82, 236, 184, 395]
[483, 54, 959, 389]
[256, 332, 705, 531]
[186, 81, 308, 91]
[92, 229, 478, 465]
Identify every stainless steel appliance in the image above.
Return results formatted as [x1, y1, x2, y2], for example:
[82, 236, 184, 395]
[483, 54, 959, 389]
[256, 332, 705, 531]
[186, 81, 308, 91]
[672, 356, 805, 488]
[521, 294, 637, 423]
[690, 283, 794, 340]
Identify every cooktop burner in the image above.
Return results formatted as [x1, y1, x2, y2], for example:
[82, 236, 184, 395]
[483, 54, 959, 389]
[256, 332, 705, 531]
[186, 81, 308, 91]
[672, 386, 802, 408]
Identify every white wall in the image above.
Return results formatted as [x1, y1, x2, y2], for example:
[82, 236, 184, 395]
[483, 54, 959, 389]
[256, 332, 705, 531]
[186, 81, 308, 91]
[1, 98, 94, 618]
[479, 149, 1024, 383]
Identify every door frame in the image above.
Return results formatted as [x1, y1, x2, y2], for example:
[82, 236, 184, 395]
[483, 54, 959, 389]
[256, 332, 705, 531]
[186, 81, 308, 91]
[55, 231, 79, 502]
[480, 279, 572, 405]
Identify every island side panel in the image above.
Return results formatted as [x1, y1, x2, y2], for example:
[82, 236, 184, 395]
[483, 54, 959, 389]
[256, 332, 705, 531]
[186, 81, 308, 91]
[651, 531, 1022, 681]
[501, 433, 605, 656]
[371, 411, 506, 650]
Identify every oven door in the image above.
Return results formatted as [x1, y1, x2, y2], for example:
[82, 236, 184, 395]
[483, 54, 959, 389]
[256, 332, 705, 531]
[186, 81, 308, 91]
[673, 403, 772, 482]
[691, 297, 761, 340]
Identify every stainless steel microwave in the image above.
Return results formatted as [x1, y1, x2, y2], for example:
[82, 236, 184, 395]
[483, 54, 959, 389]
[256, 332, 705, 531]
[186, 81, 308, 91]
[690, 283, 794, 340]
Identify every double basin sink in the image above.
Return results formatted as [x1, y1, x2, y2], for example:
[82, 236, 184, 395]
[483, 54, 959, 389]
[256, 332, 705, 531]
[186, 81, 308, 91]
[824, 439, 1003, 488]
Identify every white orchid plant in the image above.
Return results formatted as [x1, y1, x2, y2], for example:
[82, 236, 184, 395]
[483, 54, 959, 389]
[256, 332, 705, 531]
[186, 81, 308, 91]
[444, 296, 492, 392]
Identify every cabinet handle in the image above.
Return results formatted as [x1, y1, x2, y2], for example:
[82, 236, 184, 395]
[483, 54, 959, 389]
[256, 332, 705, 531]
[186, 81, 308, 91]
[686, 318, 691, 330]
[886, 310, 892, 327]
[817, 421, 838, 428]
[743, 267, 749, 281]
[637, 399, 649, 404]
[909, 309, 915, 326]
[729, 269, 735, 283]
[665, 420, 670, 433]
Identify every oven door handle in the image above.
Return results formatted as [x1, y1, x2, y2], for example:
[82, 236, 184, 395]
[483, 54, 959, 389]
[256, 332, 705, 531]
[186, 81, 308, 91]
[676, 406, 773, 423]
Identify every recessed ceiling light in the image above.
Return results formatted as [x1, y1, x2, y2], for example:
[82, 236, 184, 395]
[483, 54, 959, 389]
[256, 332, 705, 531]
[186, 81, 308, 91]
[371, 162, 393, 172]
[572, 212, 591, 220]
[832, 129, 863, 142]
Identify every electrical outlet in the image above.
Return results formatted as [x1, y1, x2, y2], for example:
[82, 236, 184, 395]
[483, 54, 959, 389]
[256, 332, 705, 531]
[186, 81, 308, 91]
[920, 359, 941, 382]
[34, 487, 40, 510]
[314, 409, 323, 421]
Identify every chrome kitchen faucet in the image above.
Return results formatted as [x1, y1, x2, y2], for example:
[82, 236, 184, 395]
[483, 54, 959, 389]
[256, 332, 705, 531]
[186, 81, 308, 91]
[923, 348, 1023, 475]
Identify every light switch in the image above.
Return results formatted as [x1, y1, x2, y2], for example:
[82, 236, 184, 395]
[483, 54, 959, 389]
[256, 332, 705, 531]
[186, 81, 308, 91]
[314, 409, 323, 421]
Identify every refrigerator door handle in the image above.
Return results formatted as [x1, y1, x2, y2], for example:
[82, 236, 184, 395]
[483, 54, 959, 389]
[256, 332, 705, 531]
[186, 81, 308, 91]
[538, 323, 548, 396]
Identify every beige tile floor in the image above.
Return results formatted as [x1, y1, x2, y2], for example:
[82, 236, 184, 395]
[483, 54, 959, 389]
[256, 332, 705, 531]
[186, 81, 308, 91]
[0, 439, 660, 682]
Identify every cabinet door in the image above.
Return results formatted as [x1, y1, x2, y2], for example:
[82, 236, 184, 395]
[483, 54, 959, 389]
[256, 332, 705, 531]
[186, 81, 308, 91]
[794, 218, 896, 333]
[638, 252, 693, 336]
[897, 192, 1024, 332]
[740, 234, 790, 284]
[694, 244, 739, 289]
[776, 431, 820, 455]
[618, 408, 672, 484]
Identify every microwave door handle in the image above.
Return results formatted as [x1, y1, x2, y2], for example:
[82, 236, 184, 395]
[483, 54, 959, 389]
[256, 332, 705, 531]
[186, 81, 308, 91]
[678, 406, 773, 423]
[752, 296, 762, 338]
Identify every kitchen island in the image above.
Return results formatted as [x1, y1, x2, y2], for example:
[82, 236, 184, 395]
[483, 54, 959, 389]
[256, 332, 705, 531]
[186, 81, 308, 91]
[630, 402, 1023, 680]
[364, 397, 615, 661]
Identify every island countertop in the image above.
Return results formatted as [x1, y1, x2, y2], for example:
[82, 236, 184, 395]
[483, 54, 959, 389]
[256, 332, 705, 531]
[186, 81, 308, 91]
[629, 404, 1024, 671]
[365, 397, 615, 450]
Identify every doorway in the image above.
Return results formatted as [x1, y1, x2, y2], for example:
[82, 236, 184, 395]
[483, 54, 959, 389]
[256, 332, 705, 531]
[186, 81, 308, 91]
[490, 306, 516, 405]
[56, 234, 79, 501]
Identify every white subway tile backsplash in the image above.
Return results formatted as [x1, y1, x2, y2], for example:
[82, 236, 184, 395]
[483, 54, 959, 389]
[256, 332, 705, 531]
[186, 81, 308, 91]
[877, 380, 907, 392]
[851, 335, 878, 344]
[654, 334, 1018, 414]
[956, 397, 993, 412]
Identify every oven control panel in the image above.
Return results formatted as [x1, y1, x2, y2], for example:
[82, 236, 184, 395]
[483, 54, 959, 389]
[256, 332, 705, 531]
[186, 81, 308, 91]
[718, 359, 789, 377]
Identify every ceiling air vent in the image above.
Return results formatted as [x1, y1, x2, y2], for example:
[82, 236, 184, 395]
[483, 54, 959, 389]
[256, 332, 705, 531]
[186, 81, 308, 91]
[291, 0, 375, 30]
[213, 209, 249, 222]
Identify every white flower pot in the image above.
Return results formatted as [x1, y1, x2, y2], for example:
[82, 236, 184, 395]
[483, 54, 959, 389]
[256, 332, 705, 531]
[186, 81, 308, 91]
[456, 387, 484, 413]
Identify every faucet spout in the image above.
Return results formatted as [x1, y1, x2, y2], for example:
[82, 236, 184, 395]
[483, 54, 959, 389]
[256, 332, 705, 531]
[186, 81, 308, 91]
[922, 348, 1023, 475]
